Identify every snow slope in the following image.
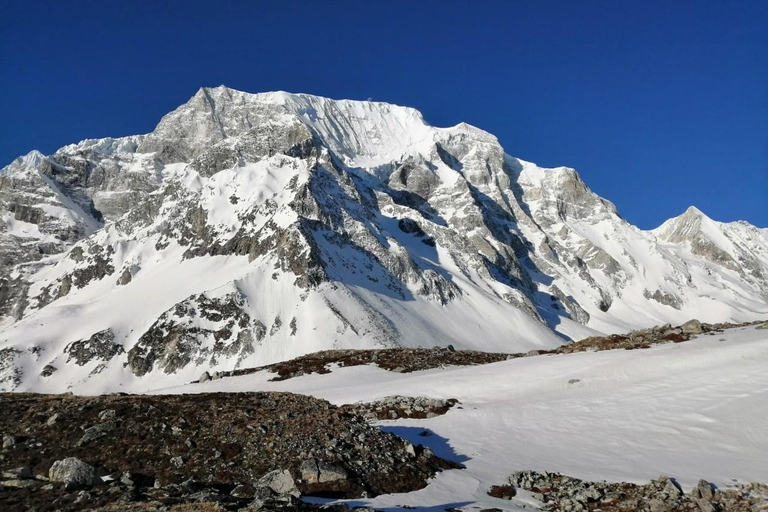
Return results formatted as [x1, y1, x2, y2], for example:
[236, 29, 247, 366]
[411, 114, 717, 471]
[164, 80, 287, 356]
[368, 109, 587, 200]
[1, 86, 767, 391]
[155, 325, 768, 510]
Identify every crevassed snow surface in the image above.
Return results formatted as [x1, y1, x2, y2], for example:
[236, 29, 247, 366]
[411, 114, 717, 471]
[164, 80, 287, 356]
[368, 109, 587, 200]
[154, 326, 768, 511]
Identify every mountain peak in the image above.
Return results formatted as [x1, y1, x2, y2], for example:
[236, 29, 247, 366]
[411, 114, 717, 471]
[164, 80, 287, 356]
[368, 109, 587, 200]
[681, 205, 707, 218]
[2, 89, 767, 393]
[1, 149, 45, 176]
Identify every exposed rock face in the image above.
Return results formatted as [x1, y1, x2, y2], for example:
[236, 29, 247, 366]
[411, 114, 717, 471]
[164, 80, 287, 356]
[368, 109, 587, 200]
[63, 329, 124, 366]
[1, 87, 767, 391]
[126, 292, 263, 376]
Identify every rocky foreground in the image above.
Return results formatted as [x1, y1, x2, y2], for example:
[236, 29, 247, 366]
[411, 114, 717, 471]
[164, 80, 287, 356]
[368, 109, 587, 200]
[0, 392, 455, 511]
[489, 471, 768, 512]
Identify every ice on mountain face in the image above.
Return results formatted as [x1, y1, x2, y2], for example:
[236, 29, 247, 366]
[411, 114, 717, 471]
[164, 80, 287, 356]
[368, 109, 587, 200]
[1, 86, 766, 391]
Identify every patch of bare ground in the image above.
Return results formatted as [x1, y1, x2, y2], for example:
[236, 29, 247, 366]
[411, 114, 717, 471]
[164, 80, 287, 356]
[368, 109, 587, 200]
[0, 392, 457, 511]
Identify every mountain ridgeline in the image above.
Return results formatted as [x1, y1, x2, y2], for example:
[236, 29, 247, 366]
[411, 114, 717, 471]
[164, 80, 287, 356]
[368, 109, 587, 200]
[1, 86, 766, 392]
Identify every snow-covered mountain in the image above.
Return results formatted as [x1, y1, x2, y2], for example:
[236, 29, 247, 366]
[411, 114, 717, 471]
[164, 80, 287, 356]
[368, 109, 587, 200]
[1, 86, 766, 392]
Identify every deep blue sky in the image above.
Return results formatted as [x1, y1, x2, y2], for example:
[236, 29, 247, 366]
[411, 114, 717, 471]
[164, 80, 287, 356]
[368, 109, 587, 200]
[1, 1, 766, 228]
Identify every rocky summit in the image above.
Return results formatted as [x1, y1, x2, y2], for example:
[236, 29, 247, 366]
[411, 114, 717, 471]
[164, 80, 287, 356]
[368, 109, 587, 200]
[1, 87, 767, 393]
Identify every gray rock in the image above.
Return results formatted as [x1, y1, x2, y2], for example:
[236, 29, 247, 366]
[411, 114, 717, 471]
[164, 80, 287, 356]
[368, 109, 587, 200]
[46, 413, 59, 426]
[1, 479, 36, 489]
[76, 420, 116, 446]
[98, 409, 116, 421]
[681, 319, 703, 334]
[170, 456, 184, 468]
[256, 469, 298, 496]
[690, 479, 715, 500]
[48, 457, 99, 488]
[199, 371, 211, 382]
[2, 434, 19, 448]
[318, 462, 348, 483]
[40, 364, 58, 377]
[694, 498, 716, 512]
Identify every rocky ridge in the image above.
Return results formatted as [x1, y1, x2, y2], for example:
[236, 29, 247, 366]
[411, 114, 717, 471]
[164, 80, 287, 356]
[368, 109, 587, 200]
[194, 320, 763, 384]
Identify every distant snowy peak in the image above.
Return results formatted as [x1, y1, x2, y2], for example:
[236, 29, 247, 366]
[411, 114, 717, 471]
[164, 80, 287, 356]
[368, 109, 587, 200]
[0, 86, 766, 392]
[1, 149, 45, 177]
[654, 206, 768, 279]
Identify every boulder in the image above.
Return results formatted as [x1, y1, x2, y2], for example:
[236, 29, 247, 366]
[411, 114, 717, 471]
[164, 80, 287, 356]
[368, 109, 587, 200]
[48, 457, 99, 489]
[256, 469, 298, 497]
[681, 319, 703, 334]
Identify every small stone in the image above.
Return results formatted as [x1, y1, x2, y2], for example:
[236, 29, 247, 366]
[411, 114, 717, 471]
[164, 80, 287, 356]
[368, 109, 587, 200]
[40, 364, 58, 377]
[46, 413, 59, 426]
[199, 371, 211, 382]
[1, 479, 36, 489]
[2, 434, 18, 449]
[98, 409, 116, 421]
[2, 466, 32, 479]
[170, 456, 184, 468]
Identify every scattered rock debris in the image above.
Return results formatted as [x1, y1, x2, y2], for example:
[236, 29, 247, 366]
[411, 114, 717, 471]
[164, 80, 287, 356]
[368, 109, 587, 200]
[340, 396, 460, 420]
[490, 470, 768, 512]
[0, 392, 456, 511]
